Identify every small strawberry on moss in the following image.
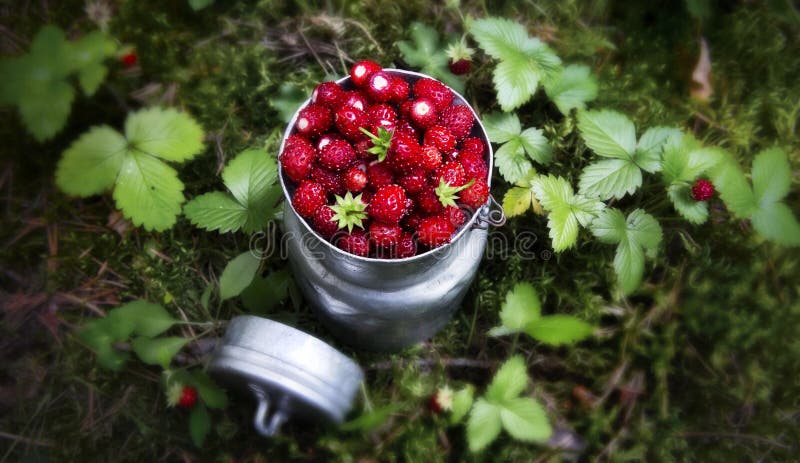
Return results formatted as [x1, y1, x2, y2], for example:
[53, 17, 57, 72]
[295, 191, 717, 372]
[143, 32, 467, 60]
[446, 38, 474, 75]
[691, 179, 715, 201]
[428, 386, 454, 413]
[167, 384, 198, 409]
[330, 191, 368, 232]
[120, 50, 138, 68]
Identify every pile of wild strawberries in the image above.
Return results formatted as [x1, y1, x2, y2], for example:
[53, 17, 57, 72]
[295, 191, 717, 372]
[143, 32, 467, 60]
[280, 60, 490, 258]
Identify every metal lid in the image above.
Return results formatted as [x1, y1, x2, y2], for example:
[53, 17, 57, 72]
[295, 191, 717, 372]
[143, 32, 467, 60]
[208, 315, 363, 436]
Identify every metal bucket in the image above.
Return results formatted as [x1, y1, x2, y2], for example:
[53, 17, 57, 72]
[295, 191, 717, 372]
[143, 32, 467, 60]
[278, 69, 503, 351]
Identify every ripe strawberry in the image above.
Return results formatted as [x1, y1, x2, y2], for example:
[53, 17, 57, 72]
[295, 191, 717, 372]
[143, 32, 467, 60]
[367, 71, 393, 102]
[319, 138, 356, 172]
[416, 187, 444, 215]
[435, 161, 467, 187]
[350, 59, 382, 88]
[367, 104, 397, 133]
[337, 229, 370, 256]
[419, 144, 443, 171]
[312, 205, 339, 238]
[120, 51, 138, 67]
[409, 98, 438, 129]
[428, 386, 454, 413]
[343, 166, 368, 192]
[395, 232, 417, 258]
[387, 134, 422, 174]
[402, 211, 424, 231]
[691, 179, 715, 201]
[398, 169, 429, 195]
[394, 120, 418, 140]
[316, 133, 342, 152]
[446, 38, 475, 76]
[460, 137, 485, 158]
[369, 221, 403, 248]
[280, 135, 316, 182]
[413, 78, 454, 111]
[439, 105, 474, 140]
[457, 150, 488, 181]
[417, 216, 455, 248]
[354, 139, 374, 159]
[449, 59, 471, 75]
[459, 178, 490, 208]
[368, 185, 407, 224]
[312, 81, 346, 108]
[367, 162, 395, 189]
[389, 77, 410, 103]
[309, 166, 344, 195]
[444, 205, 466, 227]
[424, 125, 456, 153]
[342, 91, 369, 111]
[295, 104, 332, 138]
[335, 106, 370, 141]
[178, 386, 198, 409]
[292, 180, 327, 218]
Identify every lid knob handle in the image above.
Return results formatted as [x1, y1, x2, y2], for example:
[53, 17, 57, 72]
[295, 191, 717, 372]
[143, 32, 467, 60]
[250, 385, 289, 437]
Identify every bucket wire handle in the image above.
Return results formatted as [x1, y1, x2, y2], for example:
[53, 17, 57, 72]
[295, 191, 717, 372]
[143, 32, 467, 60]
[250, 385, 288, 437]
[473, 194, 507, 229]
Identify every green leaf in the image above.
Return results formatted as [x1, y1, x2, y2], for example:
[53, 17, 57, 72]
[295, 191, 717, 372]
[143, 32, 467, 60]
[125, 107, 205, 163]
[189, 404, 211, 447]
[70, 31, 116, 94]
[614, 238, 645, 295]
[485, 113, 551, 184]
[219, 252, 261, 300]
[56, 126, 127, 197]
[588, 205, 626, 244]
[543, 64, 598, 114]
[486, 355, 528, 403]
[131, 336, 188, 369]
[95, 343, 130, 371]
[578, 158, 642, 200]
[531, 175, 604, 252]
[397, 22, 464, 93]
[341, 404, 401, 432]
[113, 150, 185, 231]
[498, 397, 552, 442]
[708, 154, 757, 218]
[577, 109, 636, 159]
[184, 192, 248, 233]
[450, 385, 475, 425]
[76, 319, 130, 370]
[271, 83, 308, 123]
[469, 17, 561, 111]
[483, 112, 522, 143]
[635, 127, 681, 173]
[78, 63, 108, 96]
[189, 0, 215, 10]
[112, 300, 177, 337]
[189, 370, 228, 409]
[525, 315, 594, 345]
[751, 147, 791, 205]
[19, 80, 74, 142]
[222, 149, 280, 232]
[240, 269, 291, 313]
[751, 202, 800, 247]
[667, 184, 708, 224]
[466, 399, 503, 453]
[626, 209, 663, 250]
[495, 283, 541, 333]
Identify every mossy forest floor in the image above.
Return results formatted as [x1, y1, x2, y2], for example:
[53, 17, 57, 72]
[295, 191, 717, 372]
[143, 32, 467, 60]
[2, 1, 800, 461]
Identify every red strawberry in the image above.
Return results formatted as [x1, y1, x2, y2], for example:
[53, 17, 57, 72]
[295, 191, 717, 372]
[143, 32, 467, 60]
[350, 60, 382, 88]
[342, 91, 369, 111]
[354, 139, 374, 159]
[387, 134, 422, 174]
[460, 137, 485, 158]
[366, 71, 393, 102]
[449, 59, 471, 75]
[335, 106, 370, 141]
[417, 187, 444, 215]
[316, 133, 343, 152]
[369, 221, 403, 247]
[424, 125, 456, 153]
[428, 387, 454, 413]
[309, 166, 344, 195]
[389, 77, 410, 103]
[178, 386, 198, 409]
[398, 169, 429, 195]
[343, 166, 368, 192]
[313, 205, 339, 238]
[295, 104, 332, 138]
[457, 150, 488, 181]
[395, 232, 417, 258]
[439, 105, 473, 141]
[435, 161, 467, 187]
[459, 179, 490, 208]
[402, 211, 424, 231]
[691, 179, 715, 201]
[413, 78, 454, 111]
[394, 120, 418, 140]
[368, 185, 407, 224]
[292, 180, 327, 218]
[337, 229, 370, 256]
[120, 51, 138, 67]
[419, 144, 442, 171]
[367, 104, 397, 133]
[312, 81, 346, 108]
[444, 206, 466, 227]
[446, 38, 474, 76]
[319, 138, 356, 172]
[280, 135, 316, 182]
[417, 216, 455, 248]
[367, 162, 395, 189]
[409, 98, 438, 129]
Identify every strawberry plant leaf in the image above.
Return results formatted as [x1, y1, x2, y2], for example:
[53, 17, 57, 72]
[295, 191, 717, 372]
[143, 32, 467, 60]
[70, 31, 117, 95]
[219, 251, 261, 301]
[751, 147, 791, 205]
[125, 107, 205, 163]
[578, 158, 642, 200]
[189, 403, 211, 447]
[486, 355, 528, 403]
[469, 17, 561, 111]
[492, 283, 541, 334]
[635, 127, 681, 173]
[498, 397, 552, 443]
[708, 153, 757, 218]
[131, 336, 189, 369]
[614, 238, 645, 295]
[397, 22, 464, 93]
[56, 126, 127, 197]
[19, 80, 74, 142]
[751, 202, 800, 246]
[189, 0, 215, 11]
[95, 343, 131, 371]
[531, 175, 605, 252]
[485, 113, 551, 184]
[450, 385, 475, 425]
[189, 370, 228, 409]
[525, 315, 594, 345]
[577, 109, 636, 159]
[184, 192, 248, 233]
[241, 269, 291, 313]
[112, 300, 177, 338]
[667, 184, 708, 224]
[543, 64, 598, 114]
[341, 404, 401, 432]
[588, 207, 626, 244]
[466, 398, 503, 453]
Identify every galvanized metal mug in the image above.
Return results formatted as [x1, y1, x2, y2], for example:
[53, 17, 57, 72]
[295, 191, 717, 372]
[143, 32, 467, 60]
[279, 69, 504, 351]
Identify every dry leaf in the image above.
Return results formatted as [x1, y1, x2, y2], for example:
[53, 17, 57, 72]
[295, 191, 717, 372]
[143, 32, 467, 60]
[691, 37, 713, 102]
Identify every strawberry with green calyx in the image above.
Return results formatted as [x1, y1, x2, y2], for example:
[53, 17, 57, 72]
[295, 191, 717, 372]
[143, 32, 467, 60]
[359, 127, 394, 162]
[330, 191, 368, 232]
[435, 178, 476, 208]
[168, 383, 198, 409]
[446, 38, 475, 75]
[429, 386, 454, 413]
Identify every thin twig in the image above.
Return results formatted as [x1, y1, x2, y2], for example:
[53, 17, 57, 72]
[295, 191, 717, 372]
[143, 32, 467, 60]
[679, 431, 790, 449]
